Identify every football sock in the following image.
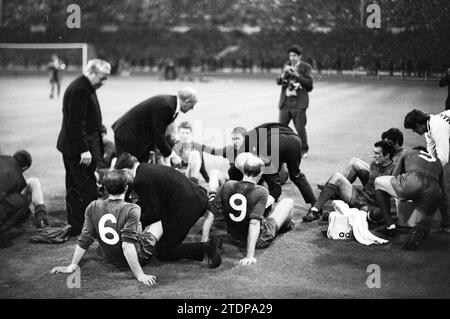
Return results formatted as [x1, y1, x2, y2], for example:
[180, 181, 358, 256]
[314, 183, 338, 210]
[375, 190, 393, 226]
[208, 191, 217, 202]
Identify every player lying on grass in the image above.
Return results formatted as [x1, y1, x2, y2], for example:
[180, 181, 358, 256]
[374, 147, 446, 250]
[201, 153, 295, 265]
[303, 140, 395, 222]
[51, 170, 221, 286]
[0, 150, 48, 248]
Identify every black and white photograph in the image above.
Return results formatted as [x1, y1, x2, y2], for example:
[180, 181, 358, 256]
[0, 0, 449, 302]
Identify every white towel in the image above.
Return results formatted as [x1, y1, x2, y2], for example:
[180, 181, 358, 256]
[329, 200, 389, 245]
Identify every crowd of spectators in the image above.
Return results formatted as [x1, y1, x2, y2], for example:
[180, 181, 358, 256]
[0, 27, 448, 77]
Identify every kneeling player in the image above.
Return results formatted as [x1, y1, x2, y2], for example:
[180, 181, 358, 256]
[202, 154, 294, 265]
[374, 147, 445, 250]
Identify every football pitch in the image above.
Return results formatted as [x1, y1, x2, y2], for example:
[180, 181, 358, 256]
[1, 73, 450, 299]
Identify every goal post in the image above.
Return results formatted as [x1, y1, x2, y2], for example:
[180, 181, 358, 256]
[0, 42, 95, 71]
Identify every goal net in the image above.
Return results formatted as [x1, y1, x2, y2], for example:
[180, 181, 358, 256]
[0, 43, 96, 72]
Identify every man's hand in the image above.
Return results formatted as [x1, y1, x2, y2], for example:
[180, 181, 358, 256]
[137, 273, 157, 286]
[79, 151, 92, 166]
[51, 263, 77, 274]
[238, 257, 257, 266]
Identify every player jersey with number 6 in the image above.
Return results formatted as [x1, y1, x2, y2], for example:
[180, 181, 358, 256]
[77, 199, 141, 265]
[209, 180, 269, 242]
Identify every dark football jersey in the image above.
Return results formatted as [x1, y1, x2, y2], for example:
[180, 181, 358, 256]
[78, 199, 141, 265]
[394, 149, 443, 182]
[209, 180, 269, 242]
[363, 160, 395, 198]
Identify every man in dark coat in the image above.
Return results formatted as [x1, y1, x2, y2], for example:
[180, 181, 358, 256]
[112, 88, 198, 163]
[56, 59, 111, 236]
[114, 153, 221, 267]
[277, 45, 313, 158]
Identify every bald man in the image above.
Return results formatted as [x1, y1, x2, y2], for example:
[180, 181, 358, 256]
[112, 88, 198, 163]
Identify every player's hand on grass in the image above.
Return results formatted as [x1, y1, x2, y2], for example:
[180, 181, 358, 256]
[80, 151, 92, 166]
[51, 264, 77, 274]
[137, 274, 157, 286]
[238, 257, 257, 266]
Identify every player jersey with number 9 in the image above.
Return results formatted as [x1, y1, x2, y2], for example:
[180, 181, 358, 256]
[99, 214, 120, 245]
[229, 194, 247, 222]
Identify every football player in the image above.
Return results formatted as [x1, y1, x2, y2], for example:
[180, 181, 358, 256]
[404, 109, 450, 232]
[303, 140, 395, 222]
[170, 121, 209, 184]
[51, 169, 222, 285]
[374, 147, 446, 249]
[1, 150, 48, 247]
[202, 154, 294, 265]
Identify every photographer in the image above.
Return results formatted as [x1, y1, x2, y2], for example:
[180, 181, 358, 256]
[277, 45, 313, 158]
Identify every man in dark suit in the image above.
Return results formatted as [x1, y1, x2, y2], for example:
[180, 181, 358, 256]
[112, 88, 198, 163]
[277, 45, 313, 158]
[57, 59, 111, 236]
[114, 153, 222, 268]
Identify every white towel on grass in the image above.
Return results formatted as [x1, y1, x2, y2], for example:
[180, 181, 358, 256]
[329, 200, 389, 245]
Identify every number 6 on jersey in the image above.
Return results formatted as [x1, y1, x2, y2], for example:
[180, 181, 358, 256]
[99, 214, 120, 245]
[229, 194, 247, 222]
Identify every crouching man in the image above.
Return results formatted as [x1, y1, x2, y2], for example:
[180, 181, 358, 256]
[1, 150, 48, 247]
[201, 154, 295, 265]
[374, 147, 446, 250]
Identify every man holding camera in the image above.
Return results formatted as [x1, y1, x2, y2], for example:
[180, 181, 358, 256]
[277, 45, 313, 158]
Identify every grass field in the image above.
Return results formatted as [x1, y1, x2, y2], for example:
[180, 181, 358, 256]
[1, 74, 450, 299]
